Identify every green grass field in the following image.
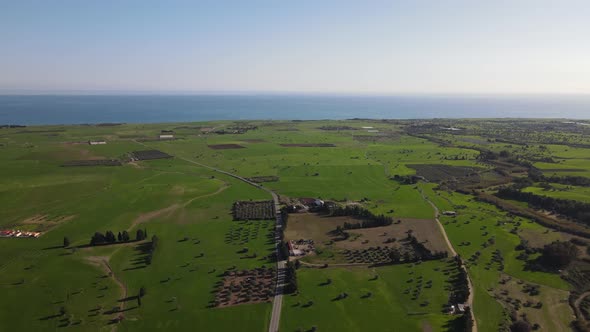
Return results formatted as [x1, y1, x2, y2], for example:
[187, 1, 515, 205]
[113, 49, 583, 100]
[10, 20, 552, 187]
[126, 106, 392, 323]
[281, 262, 454, 332]
[0, 119, 584, 331]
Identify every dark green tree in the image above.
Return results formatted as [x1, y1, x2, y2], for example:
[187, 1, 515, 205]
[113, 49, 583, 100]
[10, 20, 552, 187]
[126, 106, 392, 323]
[510, 320, 531, 332]
[105, 231, 116, 243]
[136, 229, 145, 241]
[540, 241, 579, 269]
[63, 237, 70, 248]
[389, 248, 401, 263]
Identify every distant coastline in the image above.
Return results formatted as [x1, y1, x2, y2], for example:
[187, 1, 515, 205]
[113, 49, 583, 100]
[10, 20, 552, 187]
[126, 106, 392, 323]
[1, 94, 589, 125]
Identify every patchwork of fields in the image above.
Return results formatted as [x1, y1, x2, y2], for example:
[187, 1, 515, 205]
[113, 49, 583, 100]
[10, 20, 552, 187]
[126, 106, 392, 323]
[1, 119, 589, 331]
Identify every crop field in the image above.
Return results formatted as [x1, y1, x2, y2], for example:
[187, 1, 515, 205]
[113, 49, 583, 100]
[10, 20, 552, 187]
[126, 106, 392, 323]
[232, 200, 275, 220]
[1, 118, 589, 331]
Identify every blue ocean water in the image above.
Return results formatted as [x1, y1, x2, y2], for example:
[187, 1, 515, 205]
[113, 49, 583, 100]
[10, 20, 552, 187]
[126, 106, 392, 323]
[0, 94, 589, 125]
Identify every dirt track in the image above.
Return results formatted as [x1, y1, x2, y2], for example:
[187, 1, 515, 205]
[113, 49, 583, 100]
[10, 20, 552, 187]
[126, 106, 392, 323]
[127, 183, 229, 230]
[419, 188, 478, 332]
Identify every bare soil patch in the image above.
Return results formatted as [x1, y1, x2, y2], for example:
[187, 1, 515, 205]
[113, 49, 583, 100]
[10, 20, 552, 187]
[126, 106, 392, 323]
[344, 220, 448, 252]
[17, 214, 75, 232]
[208, 144, 246, 150]
[129, 204, 179, 230]
[284, 212, 449, 261]
[286, 213, 446, 251]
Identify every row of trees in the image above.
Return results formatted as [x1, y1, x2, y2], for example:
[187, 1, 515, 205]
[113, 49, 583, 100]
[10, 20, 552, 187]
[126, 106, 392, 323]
[450, 256, 470, 304]
[90, 229, 149, 246]
[407, 235, 448, 261]
[496, 187, 590, 225]
[283, 261, 298, 294]
[325, 205, 393, 229]
[450, 307, 474, 332]
[529, 169, 590, 187]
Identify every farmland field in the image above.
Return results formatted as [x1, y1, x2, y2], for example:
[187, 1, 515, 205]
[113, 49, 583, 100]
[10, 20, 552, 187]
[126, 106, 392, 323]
[0, 119, 589, 331]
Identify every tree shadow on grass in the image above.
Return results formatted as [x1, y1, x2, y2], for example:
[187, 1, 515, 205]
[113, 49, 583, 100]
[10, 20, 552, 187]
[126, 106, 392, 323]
[118, 295, 139, 303]
[38, 313, 62, 321]
[123, 266, 147, 271]
[42, 245, 64, 250]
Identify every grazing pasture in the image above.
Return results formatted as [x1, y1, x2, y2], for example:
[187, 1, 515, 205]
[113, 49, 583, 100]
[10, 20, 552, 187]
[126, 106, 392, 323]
[0, 119, 587, 331]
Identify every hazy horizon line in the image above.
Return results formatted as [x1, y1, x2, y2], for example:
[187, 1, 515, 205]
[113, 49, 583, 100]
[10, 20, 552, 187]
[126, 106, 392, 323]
[2, 90, 590, 98]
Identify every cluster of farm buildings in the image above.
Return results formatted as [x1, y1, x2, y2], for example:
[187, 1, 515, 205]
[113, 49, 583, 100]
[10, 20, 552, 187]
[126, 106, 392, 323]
[287, 239, 315, 257]
[0, 229, 41, 238]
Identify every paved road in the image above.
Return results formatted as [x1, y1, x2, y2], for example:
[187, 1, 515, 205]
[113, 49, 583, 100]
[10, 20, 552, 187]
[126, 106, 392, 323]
[158, 152, 287, 332]
[419, 188, 478, 332]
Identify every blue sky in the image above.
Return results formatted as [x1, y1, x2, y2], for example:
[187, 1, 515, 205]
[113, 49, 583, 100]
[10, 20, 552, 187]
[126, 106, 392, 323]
[1, 0, 589, 94]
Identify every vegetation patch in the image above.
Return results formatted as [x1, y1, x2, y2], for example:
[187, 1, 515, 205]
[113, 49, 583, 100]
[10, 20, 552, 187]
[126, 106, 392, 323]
[280, 143, 336, 147]
[317, 125, 358, 131]
[16, 214, 76, 232]
[130, 149, 173, 160]
[408, 164, 482, 183]
[245, 176, 279, 183]
[240, 138, 266, 143]
[211, 267, 275, 307]
[232, 200, 275, 220]
[208, 144, 246, 150]
[61, 159, 122, 167]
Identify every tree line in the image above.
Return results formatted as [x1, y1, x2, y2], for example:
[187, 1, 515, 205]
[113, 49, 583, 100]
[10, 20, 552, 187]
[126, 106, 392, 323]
[495, 187, 590, 225]
[529, 168, 590, 187]
[385, 235, 448, 266]
[283, 261, 298, 294]
[90, 228, 149, 246]
[324, 205, 393, 229]
[450, 256, 470, 304]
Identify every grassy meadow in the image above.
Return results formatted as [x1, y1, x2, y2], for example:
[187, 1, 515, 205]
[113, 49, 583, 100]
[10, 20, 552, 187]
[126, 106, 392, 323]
[0, 119, 586, 331]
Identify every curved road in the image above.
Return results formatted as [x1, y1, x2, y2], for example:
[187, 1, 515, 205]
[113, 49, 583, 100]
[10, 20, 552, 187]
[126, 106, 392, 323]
[420, 189, 478, 332]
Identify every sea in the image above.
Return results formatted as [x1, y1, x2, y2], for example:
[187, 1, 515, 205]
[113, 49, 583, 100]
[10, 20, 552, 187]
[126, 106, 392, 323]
[0, 94, 589, 125]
